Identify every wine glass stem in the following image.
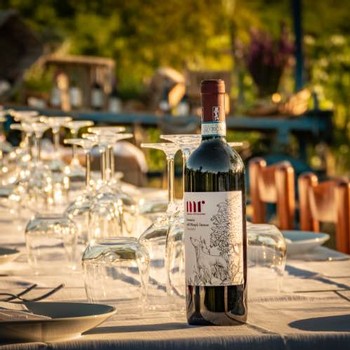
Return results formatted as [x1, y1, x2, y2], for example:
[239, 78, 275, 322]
[109, 146, 115, 179]
[108, 146, 114, 181]
[71, 130, 79, 165]
[28, 133, 34, 159]
[85, 152, 91, 188]
[33, 135, 41, 164]
[101, 149, 107, 182]
[167, 157, 175, 206]
[53, 129, 60, 154]
[72, 144, 78, 163]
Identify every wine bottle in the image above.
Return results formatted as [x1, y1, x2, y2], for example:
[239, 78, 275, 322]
[91, 72, 104, 111]
[108, 79, 122, 113]
[69, 75, 82, 110]
[184, 79, 247, 326]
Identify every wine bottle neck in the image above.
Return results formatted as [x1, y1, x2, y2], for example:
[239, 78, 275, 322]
[201, 93, 226, 138]
[201, 134, 226, 142]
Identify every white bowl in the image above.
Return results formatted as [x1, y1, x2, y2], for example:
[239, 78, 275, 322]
[282, 230, 330, 256]
[0, 302, 116, 342]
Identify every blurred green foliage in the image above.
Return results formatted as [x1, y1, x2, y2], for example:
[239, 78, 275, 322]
[1, 0, 350, 175]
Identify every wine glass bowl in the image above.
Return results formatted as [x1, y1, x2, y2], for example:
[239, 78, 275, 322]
[25, 213, 78, 274]
[247, 223, 287, 293]
[82, 238, 150, 315]
[40, 116, 73, 171]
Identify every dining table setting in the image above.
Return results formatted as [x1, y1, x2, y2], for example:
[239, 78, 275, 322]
[0, 110, 350, 349]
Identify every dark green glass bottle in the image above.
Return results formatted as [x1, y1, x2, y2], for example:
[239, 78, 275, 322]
[184, 79, 247, 326]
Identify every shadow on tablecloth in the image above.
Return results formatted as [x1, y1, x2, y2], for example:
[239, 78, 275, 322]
[289, 314, 350, 332]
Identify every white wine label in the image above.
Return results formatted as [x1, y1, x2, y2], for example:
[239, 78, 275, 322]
[69, 87, 82, 108]
[91, 89, 104, 108]
[201, 121, 226, 137]
[184, 191, 244, 286]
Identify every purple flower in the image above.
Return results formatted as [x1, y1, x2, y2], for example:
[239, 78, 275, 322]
[241, 22, 294, 97]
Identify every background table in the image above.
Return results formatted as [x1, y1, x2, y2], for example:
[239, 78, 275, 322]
[0, 208, 350, 349]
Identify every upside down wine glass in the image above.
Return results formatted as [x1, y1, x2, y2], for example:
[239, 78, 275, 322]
[83, 131, 136, 240]
[158, 135, 200, 304]
[141, 142, 180, 217]
[64, 138, 96, 247]
[160, 134, 200, 199]
[87, 128, 140, 236]
[40, 116, 73, 172]
[87, 126, 126, 185]
[23, 120, 53, 212]
[138, 142, 180, 310]
[64, 120, 94, 182]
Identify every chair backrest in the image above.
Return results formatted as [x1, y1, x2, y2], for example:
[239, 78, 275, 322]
[249, 157, 295, 230]
[298, 172, 350, 253]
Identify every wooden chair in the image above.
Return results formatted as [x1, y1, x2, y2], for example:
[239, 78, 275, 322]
[249, 157, 295, 230]
[299, 173, 350, 253]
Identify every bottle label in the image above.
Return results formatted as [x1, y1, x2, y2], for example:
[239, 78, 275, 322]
[69, 87, 82, 108]
[91, 89, 104, 108]
[50, 87, 61, 107]
[184, 191, 244, 287]
[201, 121, 226, 137]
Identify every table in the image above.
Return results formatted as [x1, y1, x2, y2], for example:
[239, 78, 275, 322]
[0, 207, 350, 349]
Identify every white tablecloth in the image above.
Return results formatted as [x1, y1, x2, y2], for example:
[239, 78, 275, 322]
[0, 216, 350, 349]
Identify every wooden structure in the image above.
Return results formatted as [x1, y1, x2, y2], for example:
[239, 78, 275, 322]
[299, 173, 350, 253]
[249, 157, 296, 229]
[147, 67, 186, 110]
[44, 55, 115, 110]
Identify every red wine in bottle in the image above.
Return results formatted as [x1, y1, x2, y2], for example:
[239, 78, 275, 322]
[184, 79, 247, 326]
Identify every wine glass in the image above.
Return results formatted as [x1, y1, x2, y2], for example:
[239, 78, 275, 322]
[25, 213, 78, 274]
[64, 138, 96, 247]
[82, 238, 150, 316]
[138, 142, 180, 310]
[141, 142, 179, 216]
[247, 223, 287, 294]
[10, 112, 39, 161]
[87, 126, 126, 184]
[165, 213, 186, 310]
[161, 134, 200, 160]
[26, 121, 55, 211]
[0, 142, 15, 187]
[63, 120, 94, 182]
[84, 131, 132, 184]
[83, 132, 136, 239]
[160, 134, 200, 198]
[40, 116, 72, 171]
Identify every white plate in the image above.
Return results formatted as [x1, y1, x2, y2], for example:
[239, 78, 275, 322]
[0, 302, 116, 342]
[0, 247, 21, 265]
[282, 230, 330, 255]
